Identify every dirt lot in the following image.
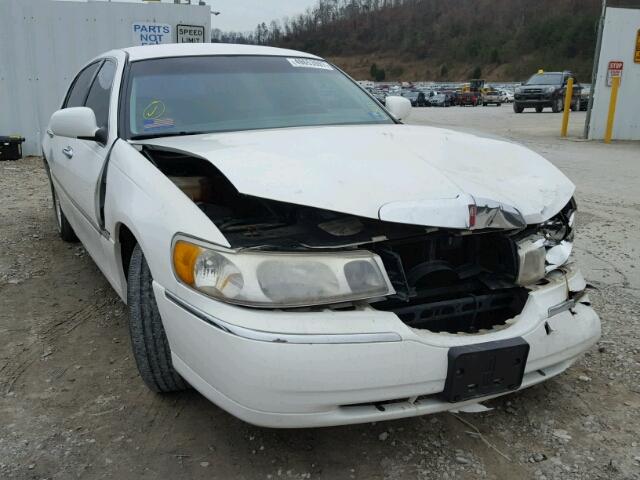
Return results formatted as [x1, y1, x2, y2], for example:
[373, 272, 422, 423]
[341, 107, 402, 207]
[1, 107, 639, 480]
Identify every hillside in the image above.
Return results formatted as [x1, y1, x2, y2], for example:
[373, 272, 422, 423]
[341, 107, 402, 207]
[213, 0, 602, 82]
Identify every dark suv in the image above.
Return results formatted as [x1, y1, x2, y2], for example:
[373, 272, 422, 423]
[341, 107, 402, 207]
[514, 71, 582, 113]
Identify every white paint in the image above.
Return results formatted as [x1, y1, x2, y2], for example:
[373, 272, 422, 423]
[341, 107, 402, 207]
[588, 7, 640, 140]
[49, 107, 99, 139]
[138, 124, 575, 226]
[0, 0, 210, 155]
[123, 42, 321, 62]
[384, 95, 412, 121]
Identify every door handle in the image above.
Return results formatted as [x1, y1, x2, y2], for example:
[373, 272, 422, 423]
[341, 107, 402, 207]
[62, 146, 74, 159]
[46, 129, 54, 138]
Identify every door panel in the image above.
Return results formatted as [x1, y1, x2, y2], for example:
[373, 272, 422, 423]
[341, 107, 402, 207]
[52, 60, 116, 230]
[50, 60, 116, 268]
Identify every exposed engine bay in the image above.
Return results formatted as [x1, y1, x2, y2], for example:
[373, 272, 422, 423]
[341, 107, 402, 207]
[143, 146, 575, 334]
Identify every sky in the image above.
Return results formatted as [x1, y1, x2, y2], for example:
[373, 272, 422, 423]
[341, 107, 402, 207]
[70, 0, 319, 32]
[210, 0, 318, 32]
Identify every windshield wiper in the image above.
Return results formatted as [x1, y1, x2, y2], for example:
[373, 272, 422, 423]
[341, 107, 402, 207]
[129, 131, 209, 141]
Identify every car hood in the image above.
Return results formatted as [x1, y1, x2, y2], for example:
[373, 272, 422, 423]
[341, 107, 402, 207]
[134, 124, 574, 227]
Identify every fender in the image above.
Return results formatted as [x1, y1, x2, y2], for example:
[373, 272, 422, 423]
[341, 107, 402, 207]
[103, 140, 230, 299]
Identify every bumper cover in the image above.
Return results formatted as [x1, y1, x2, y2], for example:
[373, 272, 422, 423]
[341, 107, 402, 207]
[155, 266, 601, 428]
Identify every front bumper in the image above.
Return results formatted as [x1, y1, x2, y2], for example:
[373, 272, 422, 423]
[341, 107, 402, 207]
[515, 98, 553, 107]
[155, 265, 600, 428]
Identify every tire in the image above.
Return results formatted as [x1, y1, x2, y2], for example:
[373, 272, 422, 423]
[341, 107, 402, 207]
[536, 106, 544, 113]
[552, 97, 563, 113]
[497, 103, 502, 107]
[513, 103, 524, 113]
[50, 180, 78, 242]
[483, 103, 487, 106]
[571, 102, 578, 112]
[127, 245, 188, 393]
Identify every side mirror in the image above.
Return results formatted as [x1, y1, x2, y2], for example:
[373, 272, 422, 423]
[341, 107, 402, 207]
[50, 107, 106, 143]
[385, 96, 412, 121]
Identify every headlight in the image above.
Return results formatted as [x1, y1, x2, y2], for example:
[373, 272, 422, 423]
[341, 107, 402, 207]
[515, 235, 547, 286]
[516, 198, 577, 284]
[540, 198, 577, 272]
[172, 238, 394, 308]
[546, 86, 556, 93]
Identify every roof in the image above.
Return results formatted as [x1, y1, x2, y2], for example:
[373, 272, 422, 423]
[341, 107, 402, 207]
[120, 43, 321, 62]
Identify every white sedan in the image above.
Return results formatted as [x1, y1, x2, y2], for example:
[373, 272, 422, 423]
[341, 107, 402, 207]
[42, 44, 600, 428]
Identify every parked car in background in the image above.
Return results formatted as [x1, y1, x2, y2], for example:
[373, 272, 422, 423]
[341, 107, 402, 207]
[42, 43, 599, 429]
[457, 91, 479, 107]
[443, 91, 458, 106]
[429, 93, 451, 107]
[401, 90, 428, 107]
[514, 71, 582, 113]
[371, 89, 387, 106]
[482, 90, 503, 106]
[579, 85, 591, 111]
[501, 90, 515, 103]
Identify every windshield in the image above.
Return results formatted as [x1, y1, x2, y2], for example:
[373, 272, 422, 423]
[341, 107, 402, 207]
[125, 55, 393, 139]
[526, 73, 563, 86]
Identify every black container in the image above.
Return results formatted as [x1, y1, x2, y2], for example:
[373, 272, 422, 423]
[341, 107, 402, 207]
[0, 136, 25, 161]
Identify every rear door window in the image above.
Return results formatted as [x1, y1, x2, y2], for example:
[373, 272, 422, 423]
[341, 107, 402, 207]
[64, 62, 100, 108]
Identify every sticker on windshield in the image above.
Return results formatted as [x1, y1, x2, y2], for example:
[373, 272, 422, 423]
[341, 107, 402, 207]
[287, 58, 333, 70]
[143, 118, 175, 130]
[143, 100, 166, 120]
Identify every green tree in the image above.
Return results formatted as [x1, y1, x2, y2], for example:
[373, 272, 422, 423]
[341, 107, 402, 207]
[472, 66, 482, 78]
[490, 48, 501, 64]
[440, 64, 448, 78]
[375, 68, 386, 82]
[370, 63, 378, 80]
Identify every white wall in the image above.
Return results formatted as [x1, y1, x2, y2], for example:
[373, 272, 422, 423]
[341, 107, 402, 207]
[588, 7, 640, 141]
[0, 0, 210, 155]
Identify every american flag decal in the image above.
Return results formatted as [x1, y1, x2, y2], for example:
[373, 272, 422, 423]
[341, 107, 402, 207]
[143, 118, 175, 130]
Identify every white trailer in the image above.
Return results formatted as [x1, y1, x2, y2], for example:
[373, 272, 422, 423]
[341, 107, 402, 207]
[0, 0, 211, 156]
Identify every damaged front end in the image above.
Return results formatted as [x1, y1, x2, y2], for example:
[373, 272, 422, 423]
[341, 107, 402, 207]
[143, 146, 578, 335]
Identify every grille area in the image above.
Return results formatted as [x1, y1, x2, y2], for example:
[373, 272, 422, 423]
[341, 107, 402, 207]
[372, 232, 528, 333]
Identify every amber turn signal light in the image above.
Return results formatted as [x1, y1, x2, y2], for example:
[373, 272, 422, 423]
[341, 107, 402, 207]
[173, 240, 202, 286]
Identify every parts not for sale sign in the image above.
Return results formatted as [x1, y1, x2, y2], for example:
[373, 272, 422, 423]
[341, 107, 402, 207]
[132, 22, 172, 46]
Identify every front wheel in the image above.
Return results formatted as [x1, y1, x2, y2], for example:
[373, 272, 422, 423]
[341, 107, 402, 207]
[513, 103, 524, 113]
[552, 97, 564, 113]
[127, 245, 189, 393]
[536, 106, 544, 113]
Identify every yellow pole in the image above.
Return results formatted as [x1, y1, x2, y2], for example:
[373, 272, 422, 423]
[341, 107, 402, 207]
[560, 78, 574, 137]
[604, 76, 621, 144]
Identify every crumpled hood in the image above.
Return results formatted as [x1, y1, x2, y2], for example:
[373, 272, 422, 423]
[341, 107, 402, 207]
[135, 124, 575, 226]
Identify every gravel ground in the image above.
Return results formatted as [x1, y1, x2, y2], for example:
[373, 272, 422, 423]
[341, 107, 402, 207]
[1, 107, 639, 480]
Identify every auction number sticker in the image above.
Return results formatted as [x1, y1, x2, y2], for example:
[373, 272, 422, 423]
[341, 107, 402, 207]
[287, 58, 333, 70]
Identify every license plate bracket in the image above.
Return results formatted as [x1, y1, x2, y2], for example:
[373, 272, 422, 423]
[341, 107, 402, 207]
[442, 337, 530, 403]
